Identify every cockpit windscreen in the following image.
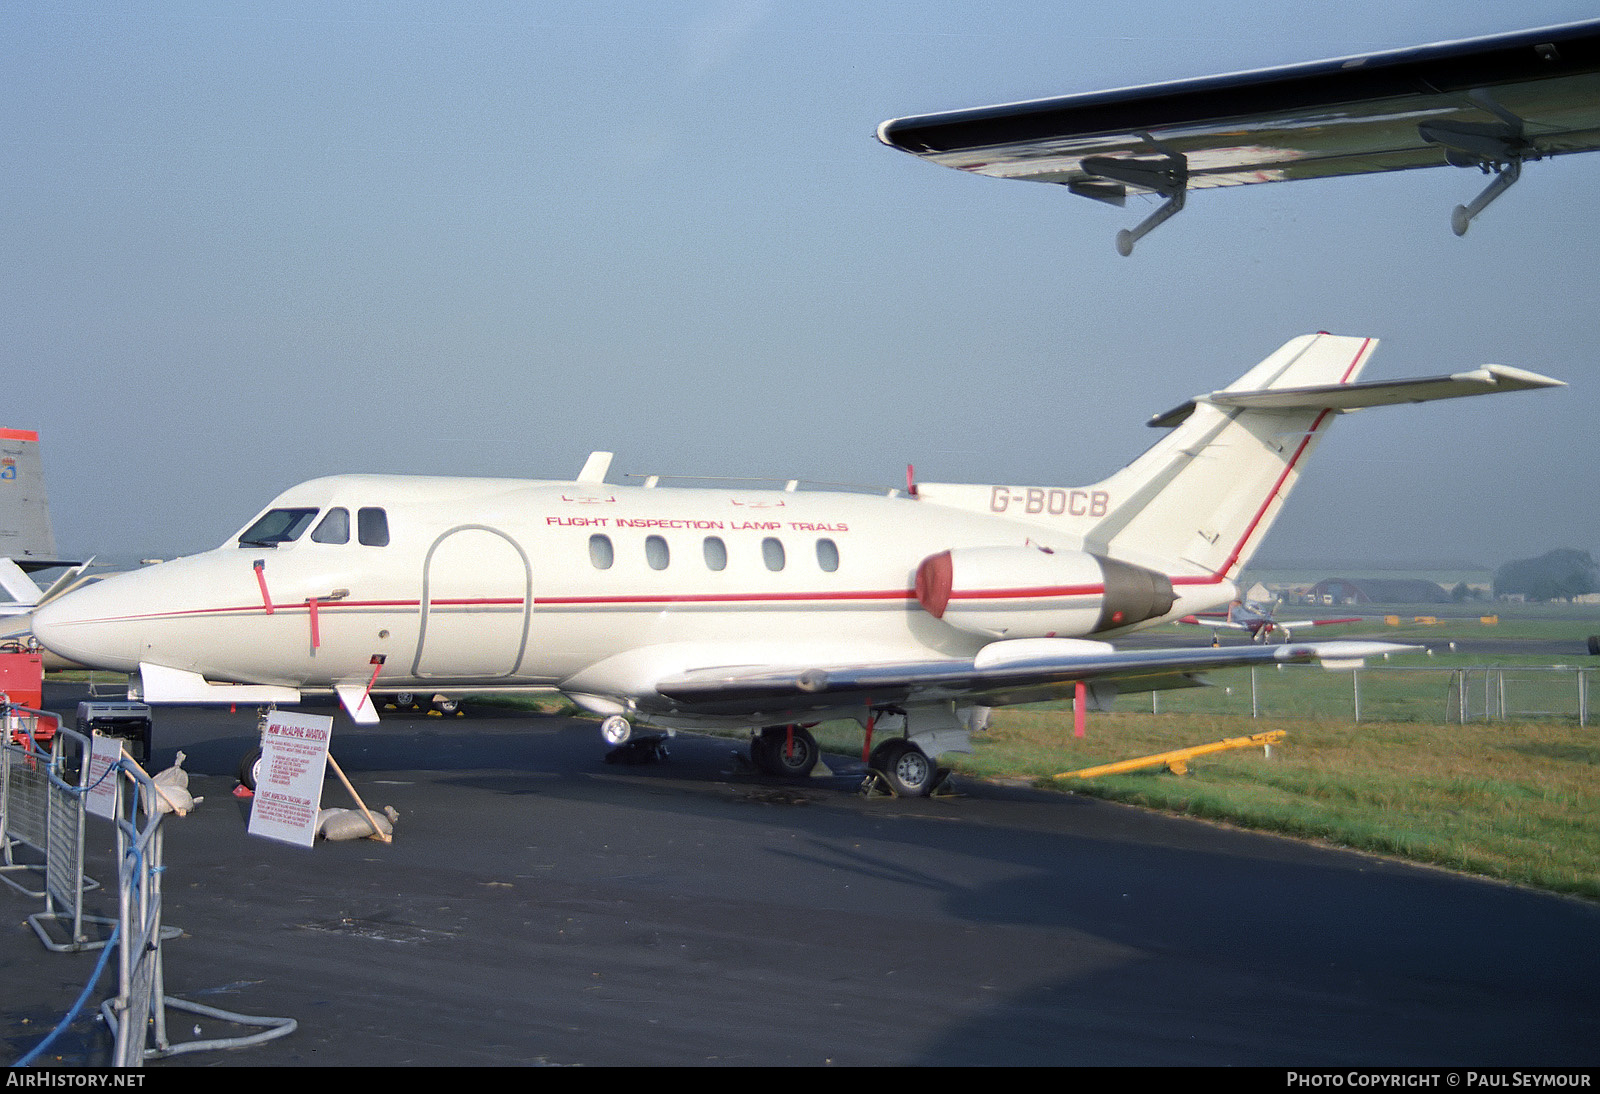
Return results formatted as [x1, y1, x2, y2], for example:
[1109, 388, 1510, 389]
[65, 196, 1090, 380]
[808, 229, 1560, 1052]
[238, 508, 319, 547]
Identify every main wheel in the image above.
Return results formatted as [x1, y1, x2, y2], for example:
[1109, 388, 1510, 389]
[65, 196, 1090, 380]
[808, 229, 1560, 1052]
[874, 739, 937, 797]
[751, 725, 818, 778]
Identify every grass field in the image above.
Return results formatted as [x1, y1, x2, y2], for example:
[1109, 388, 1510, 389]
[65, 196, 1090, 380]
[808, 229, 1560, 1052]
[948, 707, 1600, 902]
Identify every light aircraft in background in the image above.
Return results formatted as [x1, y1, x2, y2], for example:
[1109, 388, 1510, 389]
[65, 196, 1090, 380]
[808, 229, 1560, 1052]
[31, 334, 1561, 795]
[1178, 599, 1363, 645]
[877, 20, 1600, 253]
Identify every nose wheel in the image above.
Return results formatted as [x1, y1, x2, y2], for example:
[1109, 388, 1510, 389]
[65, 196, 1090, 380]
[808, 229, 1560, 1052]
[237, 745, 263, 791]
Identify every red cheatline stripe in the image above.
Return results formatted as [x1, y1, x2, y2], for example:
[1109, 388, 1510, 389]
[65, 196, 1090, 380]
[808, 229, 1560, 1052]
[422, 598, 525, 607]
[57, 582, 1113, 627]
[947, 584, 1101, 602]
[534, 589, 917, 606]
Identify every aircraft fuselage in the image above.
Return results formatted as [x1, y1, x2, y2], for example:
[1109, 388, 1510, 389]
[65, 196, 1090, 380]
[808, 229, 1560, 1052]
[33, 472, 1227, 702]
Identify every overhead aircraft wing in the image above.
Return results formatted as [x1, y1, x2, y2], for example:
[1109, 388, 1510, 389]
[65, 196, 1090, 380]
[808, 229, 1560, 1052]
[645, 638, 1415, 720]
[876, 20, 1600, 251]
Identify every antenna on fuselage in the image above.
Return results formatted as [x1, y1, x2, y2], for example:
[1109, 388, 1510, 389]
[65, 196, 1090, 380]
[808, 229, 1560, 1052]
[576, 451, 614, 484]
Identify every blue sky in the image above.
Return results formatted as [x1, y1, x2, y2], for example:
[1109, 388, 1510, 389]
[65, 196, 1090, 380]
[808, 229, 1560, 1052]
[5, 1, 1595, 568]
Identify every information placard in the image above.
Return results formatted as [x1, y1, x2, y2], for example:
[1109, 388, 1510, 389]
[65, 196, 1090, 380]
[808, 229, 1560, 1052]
[84, 732, 123, 821]
[246, 710, 333, 848]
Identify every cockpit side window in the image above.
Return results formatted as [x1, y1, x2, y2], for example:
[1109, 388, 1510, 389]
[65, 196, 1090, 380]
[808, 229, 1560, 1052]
[238, 508, 319, 548]
[357, 507, 390, 547]
[311, 508, 350, 544]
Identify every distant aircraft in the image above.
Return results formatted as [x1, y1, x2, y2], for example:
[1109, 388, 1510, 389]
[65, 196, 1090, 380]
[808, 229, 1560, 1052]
[1178, 599, 1363, 645]
[0, 428, 91, 625]
[877, 19, 1600, 252]
[31, 335, 1561, 794]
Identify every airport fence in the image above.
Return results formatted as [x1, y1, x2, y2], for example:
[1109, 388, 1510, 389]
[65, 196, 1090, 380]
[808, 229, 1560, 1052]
[1146, 664, 1595, 726]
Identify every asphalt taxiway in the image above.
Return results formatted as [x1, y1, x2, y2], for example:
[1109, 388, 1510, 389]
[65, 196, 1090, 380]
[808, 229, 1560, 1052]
[5, 682, 1598, 1067]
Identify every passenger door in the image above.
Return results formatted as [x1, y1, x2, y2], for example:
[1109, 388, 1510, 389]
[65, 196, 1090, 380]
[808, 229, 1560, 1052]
[412, 526, 530, 679]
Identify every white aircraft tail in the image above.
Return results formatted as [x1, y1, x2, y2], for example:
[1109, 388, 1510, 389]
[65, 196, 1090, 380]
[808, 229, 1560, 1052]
[918, 333, 1561, 581]
[0, 429, 78, 608]
[1083, 333, 1377, 579]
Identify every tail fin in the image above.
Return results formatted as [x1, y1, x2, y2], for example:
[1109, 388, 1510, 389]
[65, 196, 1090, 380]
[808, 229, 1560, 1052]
[1085, 333, 1376, 580]
[917, 333, 1561, 583]
[0, 429, 70, 573]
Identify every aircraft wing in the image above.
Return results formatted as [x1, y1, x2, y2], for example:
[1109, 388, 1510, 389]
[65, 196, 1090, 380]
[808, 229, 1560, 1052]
[644, 639, 1414, 719]
[877, 20, 1600, 249]
[1177, 614, 1248, 631]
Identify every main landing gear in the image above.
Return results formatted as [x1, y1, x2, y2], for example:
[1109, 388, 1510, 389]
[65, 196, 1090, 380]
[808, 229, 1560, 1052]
[749, 723, 945, 797]
[749, 725, 820, 779]
[866, 737, 941, 798]
[592, 715, 949, 798]
[389, 692, 462, 715]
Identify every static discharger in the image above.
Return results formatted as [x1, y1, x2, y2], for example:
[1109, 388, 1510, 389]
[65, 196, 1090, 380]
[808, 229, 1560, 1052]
[1055, 730, 1285, 779]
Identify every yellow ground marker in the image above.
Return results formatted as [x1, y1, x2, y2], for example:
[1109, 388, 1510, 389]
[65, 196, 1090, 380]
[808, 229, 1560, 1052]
[1054, 730, 1286, 780]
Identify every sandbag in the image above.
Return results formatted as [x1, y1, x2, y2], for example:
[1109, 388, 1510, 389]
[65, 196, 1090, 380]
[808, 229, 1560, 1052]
[150, 751, 202, 814]
[317, 805, 399, 841]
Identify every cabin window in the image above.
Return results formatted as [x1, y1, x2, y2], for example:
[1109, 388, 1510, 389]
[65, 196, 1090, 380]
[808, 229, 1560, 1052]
[238, 508, 318, 548]
[311, 508, 350, 544]
[761, 537, 785, 572]
[703, 536, 727, 571]
[588, 534, 614, 570]
[646, 535, 670, 570]
[357, 507, 390, 547]
[816, 538, 839, 572]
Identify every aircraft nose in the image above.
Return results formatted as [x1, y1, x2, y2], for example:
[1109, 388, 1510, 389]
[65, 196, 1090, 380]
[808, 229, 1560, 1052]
[31, 578, 145, 673]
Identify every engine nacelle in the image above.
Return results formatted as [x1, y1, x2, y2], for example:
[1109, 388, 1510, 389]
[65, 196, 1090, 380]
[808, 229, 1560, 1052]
[915, 546, 1176, 639]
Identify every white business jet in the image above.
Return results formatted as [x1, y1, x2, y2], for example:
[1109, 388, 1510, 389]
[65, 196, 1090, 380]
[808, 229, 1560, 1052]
[31, 334, 1560, 794]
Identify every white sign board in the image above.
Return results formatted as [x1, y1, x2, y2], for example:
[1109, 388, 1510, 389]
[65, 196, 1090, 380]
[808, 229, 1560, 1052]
[85, 732, 123, 821]
[247, 710, 333, 848]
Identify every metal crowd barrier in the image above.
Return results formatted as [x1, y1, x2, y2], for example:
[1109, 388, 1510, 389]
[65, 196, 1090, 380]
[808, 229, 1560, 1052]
[7, 705, 296, 1066]
[0, 708, 51, 897]
[94, 740, 297, 1064]
[2, 707, 103, 941]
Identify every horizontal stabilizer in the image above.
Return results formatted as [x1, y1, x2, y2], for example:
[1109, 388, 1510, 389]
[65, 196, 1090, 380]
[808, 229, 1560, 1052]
[1150, 364, 1562, 427]
[0, 558, 43, 606]
[35, 558, 96, 608]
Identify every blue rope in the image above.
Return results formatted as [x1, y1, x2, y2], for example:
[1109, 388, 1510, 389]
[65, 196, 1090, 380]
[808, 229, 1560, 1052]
[12, 922, 122, 1067]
